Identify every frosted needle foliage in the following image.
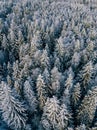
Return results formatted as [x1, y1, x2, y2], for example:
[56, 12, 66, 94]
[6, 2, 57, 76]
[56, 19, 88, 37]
[0, 81, 27, 130]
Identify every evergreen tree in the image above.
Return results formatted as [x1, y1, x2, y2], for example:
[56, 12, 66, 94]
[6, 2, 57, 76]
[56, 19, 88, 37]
[71, 83, 81, 108]
[0, 81, 27, 130]
[36, 74, 48, 109]
[51, 67, 62, 95]
[23, 79, 37, 113]
[77, 86, 97, 127]
[42, 96, 70, 130]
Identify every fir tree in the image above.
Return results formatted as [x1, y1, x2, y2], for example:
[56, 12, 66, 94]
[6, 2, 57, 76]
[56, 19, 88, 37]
[42, 96, 70, 130]
[77, 86, 97, 127]
[23, 79, 37, 113]
[36, 74, 48, 109]
[0, 81, 27, 130]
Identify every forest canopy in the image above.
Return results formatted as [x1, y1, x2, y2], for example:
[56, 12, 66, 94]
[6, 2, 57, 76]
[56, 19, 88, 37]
[0, 0, 97, 130]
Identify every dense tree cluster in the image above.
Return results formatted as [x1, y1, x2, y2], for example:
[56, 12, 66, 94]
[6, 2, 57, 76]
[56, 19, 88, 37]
[0, 0, 97, 129]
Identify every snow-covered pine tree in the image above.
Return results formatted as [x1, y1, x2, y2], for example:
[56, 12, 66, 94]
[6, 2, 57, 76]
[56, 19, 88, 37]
[0, 81, 27, 130]
[41, 96, 70, 130]
[36, 74, 48, 109]
[80, 61, 93, 89]
[51, 66, 62, 95]
[40, 49, 50, 71]
[75, 124, 86, 130]
[77, 86, 97, 127]
[71, 83, 81, 108]
[23, 79, 37, 113]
